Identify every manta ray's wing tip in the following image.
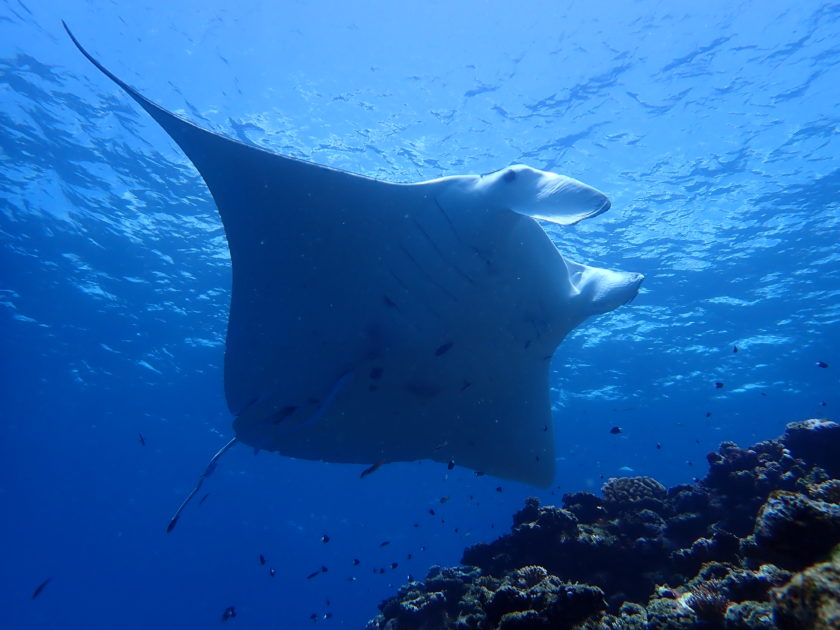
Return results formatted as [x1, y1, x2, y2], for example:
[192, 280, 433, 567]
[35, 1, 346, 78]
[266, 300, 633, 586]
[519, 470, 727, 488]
[61, 20, 79, 46]
[61, 20, 130, 94]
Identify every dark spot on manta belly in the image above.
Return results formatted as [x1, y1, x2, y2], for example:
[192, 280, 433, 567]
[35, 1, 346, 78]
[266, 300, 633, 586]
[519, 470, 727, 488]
[370, 367, 384, 380]
[405, 382, 441, 398]
[435, 341, 454, 356]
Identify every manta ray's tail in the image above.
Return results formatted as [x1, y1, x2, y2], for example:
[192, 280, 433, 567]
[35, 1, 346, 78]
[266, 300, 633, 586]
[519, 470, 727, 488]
[166, 437, 238, 533]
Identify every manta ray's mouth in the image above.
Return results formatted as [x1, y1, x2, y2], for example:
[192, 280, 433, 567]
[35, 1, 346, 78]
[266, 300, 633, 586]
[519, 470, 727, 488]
[624, 274, 645, 304]
[587, 197, 611, 220]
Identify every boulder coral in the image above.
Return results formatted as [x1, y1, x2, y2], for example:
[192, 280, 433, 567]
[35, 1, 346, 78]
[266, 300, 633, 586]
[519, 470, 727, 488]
[367, 419, 840, 629]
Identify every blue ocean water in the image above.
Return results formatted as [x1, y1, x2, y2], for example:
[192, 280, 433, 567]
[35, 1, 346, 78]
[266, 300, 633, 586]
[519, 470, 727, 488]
[2, 0, 838, 628]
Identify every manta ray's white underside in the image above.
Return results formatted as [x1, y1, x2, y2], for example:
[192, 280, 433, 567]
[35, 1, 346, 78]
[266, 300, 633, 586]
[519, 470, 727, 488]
[66, 24, 643, 488]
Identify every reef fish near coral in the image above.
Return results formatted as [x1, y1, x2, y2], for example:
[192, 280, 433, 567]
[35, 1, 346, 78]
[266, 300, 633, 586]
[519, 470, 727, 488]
[368, 419, 840, 630]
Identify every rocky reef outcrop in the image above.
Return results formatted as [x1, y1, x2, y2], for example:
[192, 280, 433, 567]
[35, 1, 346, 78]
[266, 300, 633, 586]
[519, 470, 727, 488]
[366, 419, 840, 629]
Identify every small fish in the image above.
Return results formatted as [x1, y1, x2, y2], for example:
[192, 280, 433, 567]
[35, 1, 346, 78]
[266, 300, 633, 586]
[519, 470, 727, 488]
[715, 381, 724, 389]
[474, 471, 485, 477]
[428, 508, 435, 516]
[32, 577, 51, 599]
[269, 567, 276, 577]
[199, 493, 210, 505]
[439, 496, 450, 504]
[495, 486, 503, 493]
[609, 426, 622, 434]
[353, 558, 360, 566]
[705, 411, 712, 417]
[379, 568, 385, 574]
[321, 565, 328, 573]
[259, 554, 266, 565]
[821, 401, 827, 407]
[324, 612, 333, 620]
[138, 432, 146, 446]
[306, 570, 321, 580]
[321, 534, 330, 543]
[435, 341, 453, 356]
[379, 540, 390, 547]
[309, 613, 317, 622]
[733, 346, 738, 353]
[391, 562, 398, 569]
[656, 443, 662, 450]
[447, 459, 455, 470]
[221, 606, 236, 622]
[360, 459, 385, 479]
[407, 553, 412, 560]
[817, 361, 829, 368]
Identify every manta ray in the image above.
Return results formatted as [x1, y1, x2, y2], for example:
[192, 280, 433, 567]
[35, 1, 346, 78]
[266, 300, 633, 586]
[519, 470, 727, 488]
[64, 24, 642, 524]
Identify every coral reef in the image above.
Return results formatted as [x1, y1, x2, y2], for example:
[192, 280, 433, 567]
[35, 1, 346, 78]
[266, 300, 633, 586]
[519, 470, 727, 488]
[771, 555, 840, 630]
[366, 419, 840, 629]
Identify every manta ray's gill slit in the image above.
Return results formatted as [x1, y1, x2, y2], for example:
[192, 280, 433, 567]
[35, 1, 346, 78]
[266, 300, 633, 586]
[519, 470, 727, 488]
[433, 198, 465, 244]
[410, 218, 476, 286]
[384, 269, 443, 329]
[387, 269, 410, 293]
[432, 199, 495, 273]
[397, 243, 459, 302]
